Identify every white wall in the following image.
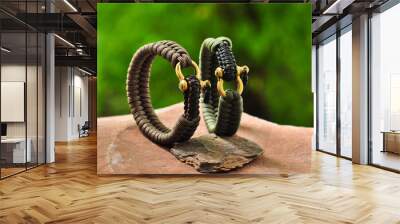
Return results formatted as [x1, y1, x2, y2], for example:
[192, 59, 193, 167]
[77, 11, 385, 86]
[55, 67, 89, 141]
[1, 82, 25, 122]
[1, 63, 46, 164]
[55, 66, 69, 141]
[1, 65, 26, 140]
[1, 65, 37, 138]
[1, 65, 26, 132]
[72, 73, 89, 138]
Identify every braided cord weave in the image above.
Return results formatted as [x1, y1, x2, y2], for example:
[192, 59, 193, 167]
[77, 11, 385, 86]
[199, 37, 245, 136]
[126, 41, 200, 147]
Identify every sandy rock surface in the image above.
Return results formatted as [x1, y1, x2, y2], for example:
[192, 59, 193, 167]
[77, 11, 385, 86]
[97, 103, 313, 175]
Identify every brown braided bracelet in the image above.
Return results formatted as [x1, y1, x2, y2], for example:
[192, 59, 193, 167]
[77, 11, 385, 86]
[126, 40, 207, 146]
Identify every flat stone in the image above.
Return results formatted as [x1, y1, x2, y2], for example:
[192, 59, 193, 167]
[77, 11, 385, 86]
[170, 134, 263, 173]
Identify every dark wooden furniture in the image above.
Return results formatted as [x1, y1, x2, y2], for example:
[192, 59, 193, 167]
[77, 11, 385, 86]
[382, 131, 400, 154]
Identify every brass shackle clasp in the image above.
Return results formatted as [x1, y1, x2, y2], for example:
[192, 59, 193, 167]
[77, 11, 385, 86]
[215, 65, 249, 97]
[175, 61, 210, 92]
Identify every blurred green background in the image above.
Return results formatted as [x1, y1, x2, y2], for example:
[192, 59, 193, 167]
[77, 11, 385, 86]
[98, 3, 312, 126]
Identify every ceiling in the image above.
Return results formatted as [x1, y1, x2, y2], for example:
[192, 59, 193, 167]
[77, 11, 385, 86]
[311, 0, 390, 42]
[0, 0, 97, 74]
[3, 0, 391, 73]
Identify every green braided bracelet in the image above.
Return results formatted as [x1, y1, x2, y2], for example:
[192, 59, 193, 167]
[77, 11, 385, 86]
[199, 37, 249, 137]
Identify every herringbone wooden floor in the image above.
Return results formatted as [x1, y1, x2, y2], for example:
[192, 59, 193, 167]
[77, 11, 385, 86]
[1, 135, 400, 224]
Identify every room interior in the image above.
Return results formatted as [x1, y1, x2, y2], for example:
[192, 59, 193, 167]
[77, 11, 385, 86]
[0, 0, 399, 223]
[0, 0, 97, 179]
[0, 29, 46, 177]
[370, 6, 400, 170]
[313, 0, 400, 172]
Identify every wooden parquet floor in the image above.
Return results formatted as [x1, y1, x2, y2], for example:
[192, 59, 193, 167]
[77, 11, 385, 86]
[1, 135, 400, 224]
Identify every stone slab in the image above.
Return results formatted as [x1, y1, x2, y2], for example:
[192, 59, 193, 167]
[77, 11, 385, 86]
[171, 134, 263, 173]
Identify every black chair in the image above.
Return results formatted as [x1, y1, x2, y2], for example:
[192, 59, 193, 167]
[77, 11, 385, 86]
[79, 121, 90, 138]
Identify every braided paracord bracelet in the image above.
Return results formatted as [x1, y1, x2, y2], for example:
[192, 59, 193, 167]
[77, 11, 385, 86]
[199, 37, 249, 136]
[126, 40, 207, 146]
